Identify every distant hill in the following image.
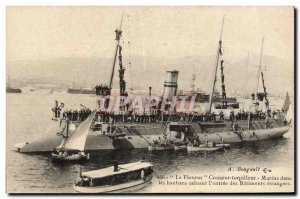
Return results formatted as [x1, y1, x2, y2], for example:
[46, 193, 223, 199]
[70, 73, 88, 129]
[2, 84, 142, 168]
[7, 55, 293, 96]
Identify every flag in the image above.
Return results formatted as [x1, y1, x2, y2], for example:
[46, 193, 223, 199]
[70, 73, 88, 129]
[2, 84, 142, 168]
[281, 92, 290, 114]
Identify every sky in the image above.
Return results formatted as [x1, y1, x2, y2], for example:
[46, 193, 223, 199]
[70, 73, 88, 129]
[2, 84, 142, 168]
[6, 7, 294, 96]
[7, 7, 294, 62]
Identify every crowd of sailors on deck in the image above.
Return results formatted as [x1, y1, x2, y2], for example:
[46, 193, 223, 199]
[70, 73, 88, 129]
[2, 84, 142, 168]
[93, 109, 280, 124]
[53, 107, 92, 122]
[53, 105, 280, 124]
[94, 84, 111, 96]
[62, 108, 92, 122]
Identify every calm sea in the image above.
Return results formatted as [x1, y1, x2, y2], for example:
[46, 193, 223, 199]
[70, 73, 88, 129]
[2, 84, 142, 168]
[6, 90, 294, 193]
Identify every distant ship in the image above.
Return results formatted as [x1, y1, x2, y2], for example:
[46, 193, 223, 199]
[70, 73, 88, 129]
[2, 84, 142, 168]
[177, 89, 210, 103]
[67, 80, 95, 94]
[177, 72, 239, 107]
[213, 91, 239, 109]
[177, 89, 239, 107]
[67, 88, 95, 94]
[6, 75, 22, 93]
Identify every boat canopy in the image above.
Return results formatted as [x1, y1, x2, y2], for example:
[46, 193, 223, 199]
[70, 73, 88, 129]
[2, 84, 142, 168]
[57, 111, 96, 151]
[82, 161, 153, 179]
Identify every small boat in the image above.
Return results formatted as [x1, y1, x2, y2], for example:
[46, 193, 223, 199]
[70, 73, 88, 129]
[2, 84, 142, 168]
[52, 111, 95, 162]
[74, 160, 154, 193]
[173, 144, 187, 151]
[148, 143, 174, 151]
[187, 145, 224, 152]
[52, 150, 90, 162]
[215, 143, 231, 149]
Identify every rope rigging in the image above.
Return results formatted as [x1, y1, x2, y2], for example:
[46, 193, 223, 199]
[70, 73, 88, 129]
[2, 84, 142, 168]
[208, 15, 225, 113]
[138, 10, 147, 89]
[253, 37, 269, 112]
[217, 36, 228, 109]
[126, 14, 134, 91]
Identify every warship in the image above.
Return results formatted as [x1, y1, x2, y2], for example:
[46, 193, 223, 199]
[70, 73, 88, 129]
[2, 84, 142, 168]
[67, 80, 95, 95]
[16, 16, 291, 154]
[177, 88, 210, 103]
[213, 92, 239, 109]
[6, 75, 22, 93]
[177, 74, 210, 103]
[177, 73, 239, 107]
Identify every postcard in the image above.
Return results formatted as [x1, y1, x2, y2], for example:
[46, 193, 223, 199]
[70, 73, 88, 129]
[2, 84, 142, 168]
[6, 6, 294, 193]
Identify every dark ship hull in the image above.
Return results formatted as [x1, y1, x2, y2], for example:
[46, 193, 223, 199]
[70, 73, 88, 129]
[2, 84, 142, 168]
[6, 87, 22, 93]
[17, 117, 289, 153]
[213, 96, 239, 109]
[81, 89, 95, 94]
[214, 102, 239, 109]
[67, 88, 95, 94]
[67, 88, 81, 94]
[177, 92, 210, 103]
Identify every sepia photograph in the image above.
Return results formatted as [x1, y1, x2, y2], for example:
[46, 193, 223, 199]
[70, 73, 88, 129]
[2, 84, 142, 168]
[6, 6, 294, 193]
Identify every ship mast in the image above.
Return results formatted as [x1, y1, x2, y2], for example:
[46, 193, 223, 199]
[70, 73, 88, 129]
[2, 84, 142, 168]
[72, 78, 75, 89]
[191, 74, 196, 92]
[220, 59, 227, 109]
[245, 52, 249, 96]
[256, 37, 264, 95]
[255, 37, 270, 111]
[118, 46, 126, 95]
[7, 74, 10, 88]
[108, 14, 124, 90]
[208, 16, 225, 113]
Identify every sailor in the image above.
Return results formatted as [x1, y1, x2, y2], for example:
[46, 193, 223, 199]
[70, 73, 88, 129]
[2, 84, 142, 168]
[272, 109, 277, 119]
[193, 137, 199, 147]
[212, 112, 217, 121]
[251, 93, 255, 100]
[231, 121, 235, 131]
[205, 139, 208, 147]
[158, 137, 161, 142]
[234, 123, 238, 131]
[267, 108, 272, 118]
[141, 169, 145, 180]
[230, 111, 234, 121]
[220, 111, 224, 120]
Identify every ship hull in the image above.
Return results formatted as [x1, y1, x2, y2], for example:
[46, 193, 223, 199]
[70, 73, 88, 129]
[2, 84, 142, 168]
[6, 87, 22, 93]
[80, 89, 95, 94]
[214, 102, 239, 109]
[67, 88, 95, 94]
[17, 124, 289, 153]
[67, 88, 81, 94]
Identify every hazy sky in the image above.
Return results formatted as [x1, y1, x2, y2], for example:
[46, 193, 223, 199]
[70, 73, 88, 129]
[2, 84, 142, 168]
[7, 7, 294, 63]
[6, 7, 294, 96]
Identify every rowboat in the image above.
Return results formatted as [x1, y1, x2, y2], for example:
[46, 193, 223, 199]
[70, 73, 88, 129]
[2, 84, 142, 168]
[215, 143, 231, 149]
[173, 144, 187, 151]
[148, 144, 173, 151]
[187, 145, 224, 152]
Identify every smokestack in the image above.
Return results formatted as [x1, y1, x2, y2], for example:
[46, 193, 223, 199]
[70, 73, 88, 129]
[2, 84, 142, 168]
[149, 86, 152, 97]
[163, 70, 179, 100]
